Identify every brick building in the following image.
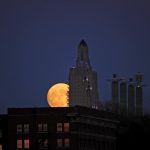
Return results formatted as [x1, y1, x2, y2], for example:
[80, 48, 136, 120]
[0, 106, 118, 150]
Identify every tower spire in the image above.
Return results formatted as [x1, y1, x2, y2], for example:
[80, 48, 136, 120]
[76, 40, 91, 70]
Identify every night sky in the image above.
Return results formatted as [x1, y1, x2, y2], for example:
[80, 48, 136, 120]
[0, 0, 150, 113]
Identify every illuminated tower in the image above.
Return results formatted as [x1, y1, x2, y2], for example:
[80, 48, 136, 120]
[128, 78, 135, 116]
[112, 74, 119, 114]
[120, 79, 127, 115]
[135, 72, 143, 116]
[69, 40, 99, 109]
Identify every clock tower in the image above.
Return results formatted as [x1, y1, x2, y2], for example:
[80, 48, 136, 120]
[69, 40, 99, 109]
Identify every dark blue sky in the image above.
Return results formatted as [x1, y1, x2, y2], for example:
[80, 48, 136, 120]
[0, 0, 150, 113]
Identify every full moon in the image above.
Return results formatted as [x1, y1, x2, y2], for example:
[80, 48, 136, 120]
[47, 83, 69, 107]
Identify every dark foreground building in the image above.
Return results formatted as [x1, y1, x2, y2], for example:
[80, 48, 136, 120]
[116, 115, 150, 150]
[0, 106, 118, 150]
[0, 115, 7, 150]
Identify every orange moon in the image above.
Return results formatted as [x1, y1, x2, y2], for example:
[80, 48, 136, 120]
[47, 83, 69, 107]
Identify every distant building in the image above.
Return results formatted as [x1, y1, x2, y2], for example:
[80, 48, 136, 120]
[111, 73, 144, 116]
[135, 72, 143, 116]
[128, 78, 135, 116]
[111, 74, 119, 114]
[0, 106, 118, 150]
[69, 40, 99, 109]
[119, 79, 127, 116]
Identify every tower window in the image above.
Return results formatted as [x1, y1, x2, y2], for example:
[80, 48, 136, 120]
[83, 76, 88, 82]
[17, 140, 22, 149]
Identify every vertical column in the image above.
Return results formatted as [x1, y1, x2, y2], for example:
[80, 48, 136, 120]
[135, 72, 143, 116]
[128, 78, 135, 116]
[120, 80, 127, 115]
[112, 74, 119, 114]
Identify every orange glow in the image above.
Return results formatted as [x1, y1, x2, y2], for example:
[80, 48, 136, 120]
[47, 83, 69, 107]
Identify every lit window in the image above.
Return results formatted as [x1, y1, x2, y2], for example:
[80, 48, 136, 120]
[64, 123, 69, 132]
[24, 139, 30, 149]
[38, 139, 48, 148]
[38, 124, 42, 132]
[24, 124, 29, 133]
[43, 139, 48, 148]
[17, 124, 22, 133]
[17, 140, 22, 149]
[64, 138, 70, 148]
[57, 123, 62, 132]
[38, 123, 48, 132]
[43, 124, 48, 132]
[57, 139, 63, 148]
[0, 144, 2, 150]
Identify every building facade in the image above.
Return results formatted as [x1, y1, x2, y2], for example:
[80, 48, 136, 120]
[0, 106, 118, 150]
[0, 115, 7, 150]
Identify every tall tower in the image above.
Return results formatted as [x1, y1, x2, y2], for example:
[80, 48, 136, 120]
[69, 40, 99, 109]
[112, 74, 119, 114]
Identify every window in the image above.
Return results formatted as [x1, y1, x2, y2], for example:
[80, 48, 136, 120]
[24, 139, 30, 149]
[57, 123, 62, 132]
[17, 140, 22, 149]
[17, 124, 30, 133]
[38, 124, 42, 132]
[64, 138, 70, 148]
[57, 139, 63, 148]
[24, 124, 29, 133]
[64, 123, 69, 132]
[17, 124, 22, 133]
[38, 139, 48, 148]
[43, 139, 48, 148]
[43, 124, 48, 132]
[0, 144, 2, 150]
[38, 123, 48, 132]
[38, 139, 42, 148]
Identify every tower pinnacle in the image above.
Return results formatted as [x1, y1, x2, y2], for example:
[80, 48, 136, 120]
[78, 39, 87, 47]
[76, 40, 91, 69]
